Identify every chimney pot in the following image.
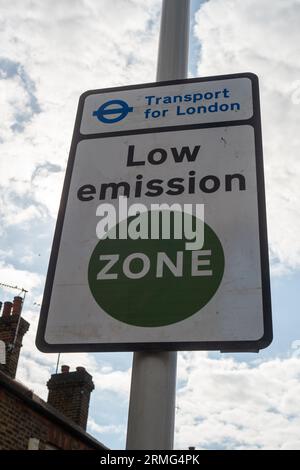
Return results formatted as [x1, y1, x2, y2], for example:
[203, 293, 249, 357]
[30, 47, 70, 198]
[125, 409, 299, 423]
[61, 365, 70, 373]
[12, 296, 23, 315]
[2, 301, 13, 317]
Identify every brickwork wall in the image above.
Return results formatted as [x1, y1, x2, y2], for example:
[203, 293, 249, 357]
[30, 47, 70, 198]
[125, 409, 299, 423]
[0, 387, 96, 450]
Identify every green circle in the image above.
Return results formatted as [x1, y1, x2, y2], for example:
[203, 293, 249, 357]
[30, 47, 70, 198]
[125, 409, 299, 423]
[88, 213, 224, 327]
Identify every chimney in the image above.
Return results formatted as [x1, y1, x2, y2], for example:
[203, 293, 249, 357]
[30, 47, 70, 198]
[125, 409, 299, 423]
[12, 296, 23, 315]
[0, 296, 29, 379]
[47, 365, 94, 430]
[2, 301, 13, 318]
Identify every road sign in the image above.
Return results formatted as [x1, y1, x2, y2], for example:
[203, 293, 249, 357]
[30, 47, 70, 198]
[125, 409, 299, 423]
[36, 73, 272, 353]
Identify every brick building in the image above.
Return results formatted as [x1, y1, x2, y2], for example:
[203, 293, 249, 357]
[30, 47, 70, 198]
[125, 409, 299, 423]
[0, 296, 107, 450]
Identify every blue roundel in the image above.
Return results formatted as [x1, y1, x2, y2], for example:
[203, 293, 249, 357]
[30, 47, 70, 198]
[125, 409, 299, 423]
[92, 99, 133, 124]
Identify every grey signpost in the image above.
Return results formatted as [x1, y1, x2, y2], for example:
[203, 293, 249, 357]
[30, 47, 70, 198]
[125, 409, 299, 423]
[126, 0, 191, 451]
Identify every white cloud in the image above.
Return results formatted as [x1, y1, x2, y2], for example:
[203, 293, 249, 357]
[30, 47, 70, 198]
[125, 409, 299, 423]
[175, 352, 300, 450]
[0, 248, 13, 259]
[1, 202, 47, 227]
[0, 261, 42, 293]
[0, 0, 161, 226]
[194, 0, 300, 274]
[92, 368, 131, 397]
[0, 74, 31, 139]
[88, 418, 125, 437]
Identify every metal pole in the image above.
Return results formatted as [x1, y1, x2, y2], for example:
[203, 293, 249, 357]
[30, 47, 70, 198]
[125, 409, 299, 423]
[126, 0, 190, 450]
[156, 0, 190, 81]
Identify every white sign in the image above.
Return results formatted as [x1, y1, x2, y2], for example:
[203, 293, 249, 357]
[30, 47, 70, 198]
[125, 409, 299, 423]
[80, 76, 253, 134]
[36, 73, 272, 353]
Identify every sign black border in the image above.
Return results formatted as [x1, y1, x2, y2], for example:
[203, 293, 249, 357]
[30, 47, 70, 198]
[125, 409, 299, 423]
[36, 72, 272, 353]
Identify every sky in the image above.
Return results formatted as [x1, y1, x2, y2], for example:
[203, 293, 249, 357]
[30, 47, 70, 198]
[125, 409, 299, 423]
[0, 0, 300, 450]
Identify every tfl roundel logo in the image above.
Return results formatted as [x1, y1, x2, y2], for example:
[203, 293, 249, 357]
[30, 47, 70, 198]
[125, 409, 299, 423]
[92, 99, 133, 124]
